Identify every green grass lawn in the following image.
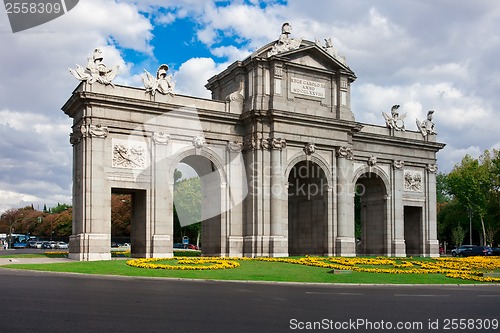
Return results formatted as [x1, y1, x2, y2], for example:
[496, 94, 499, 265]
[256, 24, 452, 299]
[0, 258, 480, 284]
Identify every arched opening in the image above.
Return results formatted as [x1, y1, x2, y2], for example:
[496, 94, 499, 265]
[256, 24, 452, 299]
[174, 155, 222, 256]
[355, 173, 387, 255]
[287, 160, 328, 255]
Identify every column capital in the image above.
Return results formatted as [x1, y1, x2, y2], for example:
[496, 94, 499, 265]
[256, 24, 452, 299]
[393, 160, 405, 170]
[427, 163, 438, 173]
[336, 146, 353, 160]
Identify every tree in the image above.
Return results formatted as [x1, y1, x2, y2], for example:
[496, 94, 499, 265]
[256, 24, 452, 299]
[451, 224, 466, 247]
[444, 150, 500, 246]
[174, 177, 202, 246]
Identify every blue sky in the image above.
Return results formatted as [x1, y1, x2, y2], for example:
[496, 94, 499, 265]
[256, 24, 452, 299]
[0, 0, 499, 213]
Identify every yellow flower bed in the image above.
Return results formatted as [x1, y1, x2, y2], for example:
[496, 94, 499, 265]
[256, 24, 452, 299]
[126, 255, 500, 282]
[126, 257, 240, 270]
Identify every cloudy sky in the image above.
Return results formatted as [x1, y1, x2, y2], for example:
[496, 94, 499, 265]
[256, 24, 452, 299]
[0, 0, 499, 213]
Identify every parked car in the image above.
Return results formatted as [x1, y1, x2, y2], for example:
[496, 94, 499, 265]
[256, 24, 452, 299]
[452, 245, 492, 257]
[173, 243, 185, 249]
[34, 241, 43, 249]
[187, 244, 199, 250]
[41, 242, 52, 249]
[56, 242, 68, 249]
[491, 247, 500, 256]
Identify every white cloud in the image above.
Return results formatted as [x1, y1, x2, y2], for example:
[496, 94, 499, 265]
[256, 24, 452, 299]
[173, 57, 230, 98]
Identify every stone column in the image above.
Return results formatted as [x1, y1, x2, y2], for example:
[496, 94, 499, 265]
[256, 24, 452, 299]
[150, 132, 172, 258]
[426, 164, 439, 257]
[392, 160, 406, 256]
[69, 123, 111, 261]
[270, 138, 288, 257]
[227, 141, 245, 257]
[335, 146, 356, 256]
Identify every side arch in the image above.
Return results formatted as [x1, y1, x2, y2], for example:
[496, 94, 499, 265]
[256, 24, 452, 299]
[167, 145, 230, 256]
[352, 165, 391, 256]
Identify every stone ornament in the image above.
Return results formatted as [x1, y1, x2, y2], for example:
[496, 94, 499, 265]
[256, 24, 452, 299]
[316, 37, 346, 65]
[368, 156, 377, 167]
[268, 22, 302, 57]
[152, 131, 170, 145]
[243, 137, 257, 151]
[416, 110, 437, 137]
[336, 146, 353, 160]
[271, 138, 287, 150]
[393, 160, 405, 169]
[192, 136, 207, 149]
[89, 124, 109, 138]
[112, 142, 146, 169]
[227, 141, 243, 152]
[69, 48, 119, 86]
[141, 64, 175, 96]
[382, 104, 406, 131]
[427, 164, 438, 173]
[303, 142, 316, 155]
[404, 170, 423, 192]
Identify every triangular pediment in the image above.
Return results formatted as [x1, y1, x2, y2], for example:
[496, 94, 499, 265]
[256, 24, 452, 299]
[251, 39, 355, 79]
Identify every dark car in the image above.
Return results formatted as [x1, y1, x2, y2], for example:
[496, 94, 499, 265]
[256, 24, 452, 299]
[41, 242, 52, 249]
[452, 245, 492, 257]
[173, 243, 185, 249]
[492, 247, 500, 256]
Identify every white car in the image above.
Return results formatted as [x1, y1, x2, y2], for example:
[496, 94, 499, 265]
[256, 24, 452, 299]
[56, 242, 69, 249]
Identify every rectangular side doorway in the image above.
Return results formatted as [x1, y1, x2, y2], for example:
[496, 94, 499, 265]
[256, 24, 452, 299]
[112, 188, 147, 257]
[404, 206, 422, 256]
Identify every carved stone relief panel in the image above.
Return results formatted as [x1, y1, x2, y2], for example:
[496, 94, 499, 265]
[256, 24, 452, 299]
[112, 139, 147, 170]
[404, 170, 423, 192]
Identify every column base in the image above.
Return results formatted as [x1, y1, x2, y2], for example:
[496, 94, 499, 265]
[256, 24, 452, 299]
[149, 234, 172, 258]
[228, 236, 244, 257]
[392, 239, 407, 257]
[426, 239, 440, 258]
[336, 237, 356, 257]
[69, 233, 111, 261]
[243, 236, 289, 257]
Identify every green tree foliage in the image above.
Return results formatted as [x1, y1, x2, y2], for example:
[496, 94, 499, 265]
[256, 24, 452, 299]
[440, 149, 500, 246]
[174, 176, 202, 245]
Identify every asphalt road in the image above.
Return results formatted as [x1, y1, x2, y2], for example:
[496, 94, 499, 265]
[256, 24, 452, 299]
[0, 269, 499, 333]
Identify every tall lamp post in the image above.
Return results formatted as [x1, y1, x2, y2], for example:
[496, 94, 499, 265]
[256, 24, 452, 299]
[467, 207, 473, 245]
[8, 213, 23, 249]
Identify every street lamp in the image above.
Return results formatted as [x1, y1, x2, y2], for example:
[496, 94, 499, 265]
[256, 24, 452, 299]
[8, 213, 23, 249]
[467, 207, 473, 245]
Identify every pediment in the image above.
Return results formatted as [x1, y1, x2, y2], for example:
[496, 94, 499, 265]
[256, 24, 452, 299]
[251, 39, 356, 79]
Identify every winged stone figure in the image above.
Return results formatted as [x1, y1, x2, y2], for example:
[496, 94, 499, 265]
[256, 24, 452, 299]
[69, 48, 119, 86]
[382, 104, 406, 131]
[141, 64, 175, 96]
[416, 110, 437, 137]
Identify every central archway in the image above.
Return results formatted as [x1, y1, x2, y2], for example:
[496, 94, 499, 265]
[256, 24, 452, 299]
[287, 160, 328, 255]
[173, 154, 224, 256]
[355, 172, 388, 256]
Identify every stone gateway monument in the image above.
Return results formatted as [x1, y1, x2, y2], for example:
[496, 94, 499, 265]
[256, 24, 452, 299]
[63, 24, 445, 261]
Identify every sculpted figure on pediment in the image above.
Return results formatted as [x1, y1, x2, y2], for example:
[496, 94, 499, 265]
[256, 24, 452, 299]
[382, 104, 406, 131]
[268, 22, 302, 57]
[142, 64, 175, 96]
[69, 48, 119, 86]
[416, 110, 437, 137]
